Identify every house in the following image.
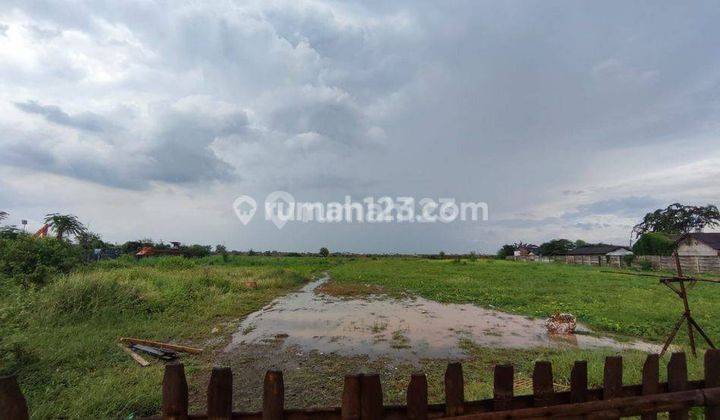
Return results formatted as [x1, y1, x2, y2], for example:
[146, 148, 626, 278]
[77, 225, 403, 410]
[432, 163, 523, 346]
[513, 244, 539, 257]
[676, 233, 720, 256]
[563, 244, 633, 267]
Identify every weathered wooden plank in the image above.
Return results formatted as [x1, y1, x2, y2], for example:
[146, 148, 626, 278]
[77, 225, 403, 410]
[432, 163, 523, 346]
[493, 364, 513, 411]
[407, 373, 428, 420]
[570, 361, 587, 404]
[360, 374, 383, 419]
[641, 354, 659, 420]
[162, 363, 189, 420]
[445, 362, 465, 416]
[341, 375, 361, 420]
[668, 352, 689, 420]
[263, 370, 284, 420]
[0, 374, 29, 420]
[207, 367, 233, 420]
[120, 337, 203, 354]
[706, 349, 720, 420]
[452, 388, 715, 419]
[603, 356, 623, 420]
[532, 361, 554, 407]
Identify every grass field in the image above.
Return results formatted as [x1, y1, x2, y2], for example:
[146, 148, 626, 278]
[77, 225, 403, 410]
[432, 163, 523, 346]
[2, 255, 718, 418]
[329, 257, 720, 345]
[0, 255, 334, 419]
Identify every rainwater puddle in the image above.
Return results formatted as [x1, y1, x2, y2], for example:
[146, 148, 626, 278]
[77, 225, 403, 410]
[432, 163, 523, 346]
[226, 275, 662, 361]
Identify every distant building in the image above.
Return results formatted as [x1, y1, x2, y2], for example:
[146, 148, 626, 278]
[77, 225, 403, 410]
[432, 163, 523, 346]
[676, 233, 720, 256]
[513, 244, 539, 257]
[562, 244, 633, 267]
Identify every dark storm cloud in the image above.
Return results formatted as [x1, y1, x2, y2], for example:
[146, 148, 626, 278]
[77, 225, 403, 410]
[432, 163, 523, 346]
[15, 100, 109, 132]
[1, 1, 719, 251]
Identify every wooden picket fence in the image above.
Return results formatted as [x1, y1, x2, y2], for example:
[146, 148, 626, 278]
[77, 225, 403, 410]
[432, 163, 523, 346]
[3, 350, 720, 419]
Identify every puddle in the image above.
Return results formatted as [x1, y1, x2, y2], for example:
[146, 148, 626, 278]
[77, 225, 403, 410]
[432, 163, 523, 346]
[226, 275, 663, 362]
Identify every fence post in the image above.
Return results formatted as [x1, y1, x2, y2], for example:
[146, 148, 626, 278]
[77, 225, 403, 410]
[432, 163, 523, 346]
[532, 361, 554, 407]
[668, 352, 689, 420]
[407, 373, 428, 420]
[207, 367, 232, 420]
[493, 364, 513, 411]
[341, 374, 361, 420]
[641, 354, 659, 420]
[263, 370, 284, 420]
[360, 374, 383, 419]
[706, 349, 720, 420]
[445, 362, 465, 416]
[603, 356, 623, 420]
[570, 361, 588, 403]
[0, 375, 29, 420]
[162, 363, 189, 420]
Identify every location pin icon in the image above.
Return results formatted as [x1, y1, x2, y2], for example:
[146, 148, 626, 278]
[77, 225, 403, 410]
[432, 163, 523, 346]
[233, 195, 257, 225]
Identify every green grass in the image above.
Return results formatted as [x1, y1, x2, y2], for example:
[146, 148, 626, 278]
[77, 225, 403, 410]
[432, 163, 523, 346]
[329, 258, 720, 346]
[0, 255, 334, 419]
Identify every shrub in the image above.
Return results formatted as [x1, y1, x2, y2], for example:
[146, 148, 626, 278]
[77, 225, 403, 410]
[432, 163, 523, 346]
[638, 259, 654, 271]
[632, 232, 676, 256]
[181, 244, 211, 258]
[0, 236, 82, 287]
[319, 247, 330, 257]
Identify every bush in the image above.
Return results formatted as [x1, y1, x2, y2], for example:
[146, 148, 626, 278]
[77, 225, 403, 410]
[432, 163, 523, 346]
[638, 259, 654, 271]
[181, 244, 211, 258]
[319, 247, 330, 257]
[0, 236, 82, 287]
[632, 232, 676, 256]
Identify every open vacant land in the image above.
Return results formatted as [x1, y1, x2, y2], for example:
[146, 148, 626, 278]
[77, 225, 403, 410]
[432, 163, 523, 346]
[0, 256, 334, 418]
[2, 256, 718, 418]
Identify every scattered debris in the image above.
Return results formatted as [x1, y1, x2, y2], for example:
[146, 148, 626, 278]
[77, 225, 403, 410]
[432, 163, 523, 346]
[119, 337, 204, 354]
[130, 344, 178, 361]
[118, 344, 150, 367]
[545, 313, 577, 335]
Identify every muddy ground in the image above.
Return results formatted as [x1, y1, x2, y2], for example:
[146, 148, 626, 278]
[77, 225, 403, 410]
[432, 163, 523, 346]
[188, 275, 662, 412]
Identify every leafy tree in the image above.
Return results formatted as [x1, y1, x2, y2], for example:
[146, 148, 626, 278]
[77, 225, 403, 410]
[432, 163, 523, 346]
[497, 244, 516, 259]
[0, 211, 7, 222]
[538, 239, 575, 256]
[632, 203, 720, 237]
[181, 244, 211, 258]
[247, 249, 257, 256]
[632, 232, 676, 256]
[77, 231, 105, 250]
[0, 236, 82, 287]
[438, 251, 446, 259]
[574, 239, 588, 248]
[43, 213, 86, 241]
[121, 240, 152, 254]
[0, 226, 23, 240]
[216, 244, 229, 262]
[319, 247, 330, 257]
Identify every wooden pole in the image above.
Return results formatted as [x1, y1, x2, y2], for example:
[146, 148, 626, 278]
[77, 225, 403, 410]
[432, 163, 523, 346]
[162, 363, 189, 420]
[0, 375, 29, 420]
[532, 361, 554, 407]
[263, 370, 284, 420]
[668, 352, 689, 420]
[341, 375, 361, 420]
[445, 362, 465, 416]
[641, 354, 659, 420]
[207, 367, 233, 420]
[407, 373, 428, 420]
[570, 361, 588, 404]
[493, 364, 513, 411]
[706, 349, 720, 420]
[360, 374, 383, 419]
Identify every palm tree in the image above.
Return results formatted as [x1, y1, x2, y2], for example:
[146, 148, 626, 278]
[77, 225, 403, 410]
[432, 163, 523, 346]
[44, 213, 86, 240]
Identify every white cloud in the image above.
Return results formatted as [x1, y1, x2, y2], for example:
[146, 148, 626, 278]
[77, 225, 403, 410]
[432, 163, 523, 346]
[1, 1, 719, 252]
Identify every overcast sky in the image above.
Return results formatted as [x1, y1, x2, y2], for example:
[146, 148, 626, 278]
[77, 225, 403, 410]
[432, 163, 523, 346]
[1, 1, 719, 253]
